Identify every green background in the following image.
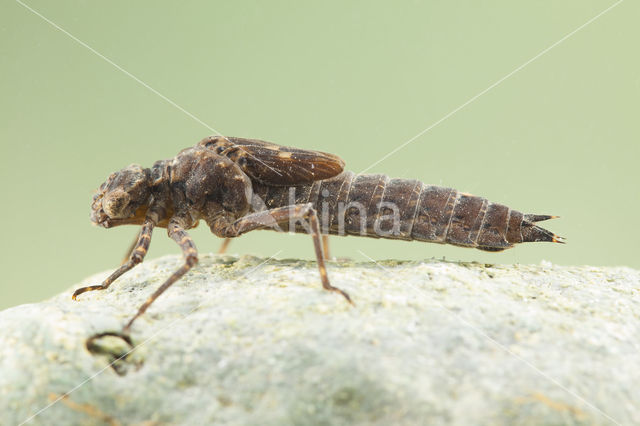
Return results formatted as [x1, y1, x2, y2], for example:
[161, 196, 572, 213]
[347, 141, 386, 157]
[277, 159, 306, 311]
[1, 1, 638, 310]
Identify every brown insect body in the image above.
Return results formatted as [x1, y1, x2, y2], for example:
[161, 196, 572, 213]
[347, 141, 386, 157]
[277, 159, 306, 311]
[76, 136, 562, 338]
[255, 171, 559, 251]
[203, 136, 560, 251]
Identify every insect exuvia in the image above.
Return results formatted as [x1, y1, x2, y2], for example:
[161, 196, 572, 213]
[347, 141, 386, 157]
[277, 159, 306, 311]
[74, 136, 564, 335]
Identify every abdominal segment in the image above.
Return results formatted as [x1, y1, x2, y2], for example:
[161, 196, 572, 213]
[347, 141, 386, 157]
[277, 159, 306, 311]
[253, 172, 561, 251]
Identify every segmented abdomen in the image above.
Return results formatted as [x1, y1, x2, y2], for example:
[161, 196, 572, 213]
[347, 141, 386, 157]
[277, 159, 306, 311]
[252, 172, 559, 251]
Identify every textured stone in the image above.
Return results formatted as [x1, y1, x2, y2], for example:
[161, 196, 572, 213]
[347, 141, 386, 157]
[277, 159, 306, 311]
[1, 254, 638, 425]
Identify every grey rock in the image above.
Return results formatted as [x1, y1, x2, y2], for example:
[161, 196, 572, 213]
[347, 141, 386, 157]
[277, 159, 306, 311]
[1, 254, 638, 425]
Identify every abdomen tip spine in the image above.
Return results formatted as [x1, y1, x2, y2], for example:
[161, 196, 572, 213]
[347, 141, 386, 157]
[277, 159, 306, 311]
[520, 216, 563, 244]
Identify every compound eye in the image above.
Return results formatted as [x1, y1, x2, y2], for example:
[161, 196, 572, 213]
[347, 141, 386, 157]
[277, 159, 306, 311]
[102, 189, 131, 218]
[216, 145, 225, 154]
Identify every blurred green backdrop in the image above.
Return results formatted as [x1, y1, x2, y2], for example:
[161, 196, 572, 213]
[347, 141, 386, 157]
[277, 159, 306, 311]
[1, 1, 638, 310]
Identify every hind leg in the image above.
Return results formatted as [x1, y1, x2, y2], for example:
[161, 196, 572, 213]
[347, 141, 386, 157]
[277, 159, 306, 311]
[210, 204, 352, 304]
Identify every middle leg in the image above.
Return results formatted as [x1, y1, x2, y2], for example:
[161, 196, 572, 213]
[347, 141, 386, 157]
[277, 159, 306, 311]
[217, 238, 232, 254]
[122, 217, 199, 333]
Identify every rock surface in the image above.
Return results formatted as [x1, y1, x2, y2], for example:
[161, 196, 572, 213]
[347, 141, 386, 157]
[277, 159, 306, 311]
[1, 254, 638, 425]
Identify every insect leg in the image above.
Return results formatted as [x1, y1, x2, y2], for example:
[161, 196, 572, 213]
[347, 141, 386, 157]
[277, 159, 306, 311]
[322, 235, 331, 259]
[215, 204, 352, 304]
[72, 221, 154, 300]
[122, 217, 198, 333]
[217, 238, 232, 254]
[218, 232, 322, 258]
[120, 232, 139, 265]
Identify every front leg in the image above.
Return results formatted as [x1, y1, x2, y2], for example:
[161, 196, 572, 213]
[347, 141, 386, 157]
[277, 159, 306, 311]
[72, 220, 154, 300]
[122, 216, 198, 333]
[212, 203, 352, 304]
